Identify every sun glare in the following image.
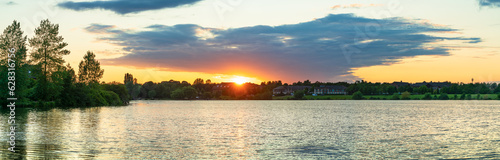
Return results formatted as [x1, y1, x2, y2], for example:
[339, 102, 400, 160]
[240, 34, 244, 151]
[232, 76, 249, 85]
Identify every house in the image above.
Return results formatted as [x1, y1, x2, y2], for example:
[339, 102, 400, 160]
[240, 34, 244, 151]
[273, 86, 311, 95]
[212, 82, 236, 91]
[391, 81, 410, 89]
[412, 81, 451, 90]
[313, 85, 347, 95]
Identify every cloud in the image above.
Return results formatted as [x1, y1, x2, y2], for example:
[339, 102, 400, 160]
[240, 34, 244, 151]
[479, 0, 500, 7]
[6, 1, 16, 5]
[58, 0, 203, 14]
[87, 14, 480, 82]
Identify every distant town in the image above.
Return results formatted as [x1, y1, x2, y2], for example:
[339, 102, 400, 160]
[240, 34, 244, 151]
[122, 74, 500, 100]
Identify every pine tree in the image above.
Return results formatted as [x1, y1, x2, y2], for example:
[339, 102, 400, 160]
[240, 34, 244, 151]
[0, 21, 29, 104]
[78, 51, 104, 84]
[29, 19, 70, 80]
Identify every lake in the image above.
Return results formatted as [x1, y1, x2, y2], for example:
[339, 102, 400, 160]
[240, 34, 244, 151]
[1, 100, 499, 159]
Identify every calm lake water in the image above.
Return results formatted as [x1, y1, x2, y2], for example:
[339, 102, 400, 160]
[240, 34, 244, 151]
[1, 100, 499, 159]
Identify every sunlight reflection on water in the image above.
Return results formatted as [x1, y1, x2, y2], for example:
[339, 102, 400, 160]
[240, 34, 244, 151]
[1, 100, 499, 159]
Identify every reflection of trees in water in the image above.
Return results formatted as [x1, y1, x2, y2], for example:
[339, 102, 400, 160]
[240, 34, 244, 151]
[79, 107, 102, 158]
[26, 108, 66, 159]
[0, 107, 103, 159]
[0, 108, 29, 159]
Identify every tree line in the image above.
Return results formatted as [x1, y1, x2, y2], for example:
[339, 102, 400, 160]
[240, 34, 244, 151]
[122, 76, 280, 100]
[0, 20, 128, 107]
[344, 80, 499, 95]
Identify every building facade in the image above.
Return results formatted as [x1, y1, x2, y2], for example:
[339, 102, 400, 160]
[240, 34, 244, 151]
[313, 85, 347, 95]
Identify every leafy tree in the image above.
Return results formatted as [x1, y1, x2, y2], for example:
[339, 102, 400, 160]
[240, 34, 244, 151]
[494, 85, 500, 93]
[293, 90, 305, 100]
[124, 73, 134, 84]
[183, 86, 197, 99]
[206, 79, 212, 84]
[303, 80, 311, 86]
[170, 86, 197, 100]
[422, 92, 432, 100]
[148, 90, 156, 99]
[387, 86, 397, 95]
[401, 91, 411, 100]
[78, 51, 104, 84]
[58, 64, 77, 106]
[193, 78, 204, 85]
[171, 88, 184, 100]
[126, 82, 141, 100]
[352, 91, 364, 100]
[417, 85, 429, 94]
[29, 19, 70, 80]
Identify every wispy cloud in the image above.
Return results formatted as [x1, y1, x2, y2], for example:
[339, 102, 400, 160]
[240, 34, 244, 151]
[5, 1, 16, 5]
[479, 0, 500, 7]
[86, 14, 480, 82]
[58, 0, 203, 14]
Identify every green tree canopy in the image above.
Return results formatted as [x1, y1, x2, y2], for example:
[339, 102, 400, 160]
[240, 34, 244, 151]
[78, 51, 104, 84]
[0, 20, 27, 66]
[0, 20, 29, 103]
[29, 19, 70, 80]
[124, 73, 134, 84]
[193, 78, 204, 85]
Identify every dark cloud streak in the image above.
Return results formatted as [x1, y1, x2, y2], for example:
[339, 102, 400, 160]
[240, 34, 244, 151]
[479, 0, 500, 7]
[58, 0, 203, 14]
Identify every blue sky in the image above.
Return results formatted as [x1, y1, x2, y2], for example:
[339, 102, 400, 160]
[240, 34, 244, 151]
[1, 0, 499, 83]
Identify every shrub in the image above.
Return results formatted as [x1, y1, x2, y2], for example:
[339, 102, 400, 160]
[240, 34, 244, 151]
[422, 92, 432, 100]
[459, 93, 466, 100]
[293, 90, 305, 100]
[438, 93, 449, 100]
[100, 90, 122, 106]
[401, 91, 411, 100]
[102, 83, 129, 105]
[391, 93, 400, 100]
[352, 91, 364, 100]
[89, 89, 108, 106]
[466, 94, 472, 100]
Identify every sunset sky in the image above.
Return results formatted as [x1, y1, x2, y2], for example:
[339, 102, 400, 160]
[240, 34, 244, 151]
[1, 0, 499, 84]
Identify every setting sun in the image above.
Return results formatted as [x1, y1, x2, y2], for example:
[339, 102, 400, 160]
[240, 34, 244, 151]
[232, 76, 250, 85]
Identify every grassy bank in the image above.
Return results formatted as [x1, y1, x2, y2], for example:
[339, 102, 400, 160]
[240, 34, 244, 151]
[273, 94, 500, 100]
